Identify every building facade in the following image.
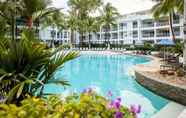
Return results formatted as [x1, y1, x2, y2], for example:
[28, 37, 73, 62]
[39, 10, 184, 45]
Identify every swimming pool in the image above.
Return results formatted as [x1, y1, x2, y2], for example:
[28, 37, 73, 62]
[44, 54, 169, 118]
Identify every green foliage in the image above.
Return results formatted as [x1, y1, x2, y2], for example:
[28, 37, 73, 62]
[176, 68, 185, 77]
[170, 41, 183, 56]
[0, 30, 79, 103]
[0, 92, 134, 118]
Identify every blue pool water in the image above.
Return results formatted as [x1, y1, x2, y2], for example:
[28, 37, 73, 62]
[44, 54, 169, 118]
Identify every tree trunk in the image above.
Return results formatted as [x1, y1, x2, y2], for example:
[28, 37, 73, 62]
[11, 15, 16, 40]
[169, 12, 176, 41]
[183, 0, 186, 69]
[88, 32, 91, 49]
[107, 25, 111, 50]
[27, 16, 33, 29]
[70, 29, 74, 48]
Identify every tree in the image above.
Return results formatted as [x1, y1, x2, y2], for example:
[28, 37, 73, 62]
[101, 3, 119, 49]
[152, 0, 186, 68]
[0, 0, 22, 40]
[152, 0, 183, 42]
[85, 17, 101, 49]
[67, 0, 103, 46]
[42, 10, 66, 48]
[67, 10, 79, 48]
[184, 0, 186, 69]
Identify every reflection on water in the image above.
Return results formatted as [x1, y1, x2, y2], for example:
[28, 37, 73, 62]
[44, 54, 169, 118]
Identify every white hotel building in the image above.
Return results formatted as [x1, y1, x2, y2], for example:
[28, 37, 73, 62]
[39, 10, 184, 45]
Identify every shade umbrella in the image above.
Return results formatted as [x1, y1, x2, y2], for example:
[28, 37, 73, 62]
[157, 39, 175, 60]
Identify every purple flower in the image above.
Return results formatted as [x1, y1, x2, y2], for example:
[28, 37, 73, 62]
[114, 100, 121, 109]
[114, 111, 123, 118]
[107, 100, 114, 109]
[130, 105, 141, 114]
[82, 87, 92, 94]
[107, 90, 113, 97]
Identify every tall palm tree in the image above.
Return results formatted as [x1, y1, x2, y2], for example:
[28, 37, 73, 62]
[184, 0, 186, 69]
[42, 11, 65, 48]
[67, 10, 78, 48]
[68, 0, 103, 45]
[101, 3, 119, 49]
[85, 17, 101, 49]
[152, 0, 183, 42]
[152, 0, 186, 68]
[0, 0, 22, 40]
[21, 0, 59, 29]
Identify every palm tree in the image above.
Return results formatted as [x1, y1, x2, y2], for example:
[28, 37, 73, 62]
[67, 10, 78, 48]
[152, 0, 186, 68]
[101, 3, 119, 49]
[152, 0, 183, 42]
[184, 0, 186, 69]
[21, 0, 60, 29]
[42, 11, 65, 48]
[68, 0, 103, 46]
[0, 0, 22, 40]
[85, 17, 101, 49]
[0, 30, 79, 103]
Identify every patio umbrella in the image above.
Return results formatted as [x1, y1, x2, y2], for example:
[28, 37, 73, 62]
[157, 39, 175, 59]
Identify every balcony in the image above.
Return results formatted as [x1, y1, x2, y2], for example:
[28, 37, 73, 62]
[141, 20, 154, 28]
[142, 30, 154, 38]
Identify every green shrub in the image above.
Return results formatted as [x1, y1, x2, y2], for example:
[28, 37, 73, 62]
[0, 90, 138, 118]
[176, 68, 185, 77]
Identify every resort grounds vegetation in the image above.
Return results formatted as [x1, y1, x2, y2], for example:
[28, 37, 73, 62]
[0, 89, 139, 118]
[0, 30, 79, 104]
[0, 0, 139, 117]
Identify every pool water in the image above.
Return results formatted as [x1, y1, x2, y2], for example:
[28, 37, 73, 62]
[44, 54, 169, 118]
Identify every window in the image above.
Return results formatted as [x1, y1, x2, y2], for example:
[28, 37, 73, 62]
[112, 25, 118, 31]
[132, 31, 138, 38]
[57, 32, 60, 38]
[173, 27, 180, 36]
[50, 30, 56, 38]
[133, 21, 138, 28]
[119, 23, 124, 30]
[112, 33, 118, 39]
[64, 31, 67, 38]
[119, 32, 123, 39]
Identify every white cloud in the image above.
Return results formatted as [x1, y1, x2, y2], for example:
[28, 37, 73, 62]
[51, 0, 156, 15]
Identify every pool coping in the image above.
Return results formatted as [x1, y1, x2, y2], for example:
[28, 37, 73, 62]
[133, 55, 186, 106]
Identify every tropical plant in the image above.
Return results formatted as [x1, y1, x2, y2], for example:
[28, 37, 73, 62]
[42, 10, 66, 48]
[67, 10, 79, 48]
[184, 0, 186, 69]
[152, 0, 186, 69]
[85, 17, 101, 49]
[101, 3, 119, 49]
[152, 0, 183, 41]
[0, 89, 139, 118]
[67, 0, 103, 45]
[0, 30, 79, 103]
[0, 0, 22, 40]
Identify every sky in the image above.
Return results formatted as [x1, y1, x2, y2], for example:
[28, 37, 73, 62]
[52, 0, 156, 15]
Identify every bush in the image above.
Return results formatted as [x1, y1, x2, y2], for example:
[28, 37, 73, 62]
[0, 89, 140, 118]
[176, 68, 185, 77]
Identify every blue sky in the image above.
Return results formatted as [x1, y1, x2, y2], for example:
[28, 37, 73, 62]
[52, 0, 156, 14]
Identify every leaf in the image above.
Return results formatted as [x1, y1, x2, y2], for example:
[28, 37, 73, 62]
[16, 82, 25, 99]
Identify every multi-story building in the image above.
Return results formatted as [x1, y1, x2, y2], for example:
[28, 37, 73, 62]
[39, 9, 184, 45]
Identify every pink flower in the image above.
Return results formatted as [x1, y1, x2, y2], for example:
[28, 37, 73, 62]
[114, 111, 123, 118]
[107, 90, 113, 97]
[130, 104, 141, 114]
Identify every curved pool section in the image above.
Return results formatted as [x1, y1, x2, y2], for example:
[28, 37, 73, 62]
[44, 54, 169, 118]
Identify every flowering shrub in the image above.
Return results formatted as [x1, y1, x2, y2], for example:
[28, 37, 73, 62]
[0, 89, 141, 118]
